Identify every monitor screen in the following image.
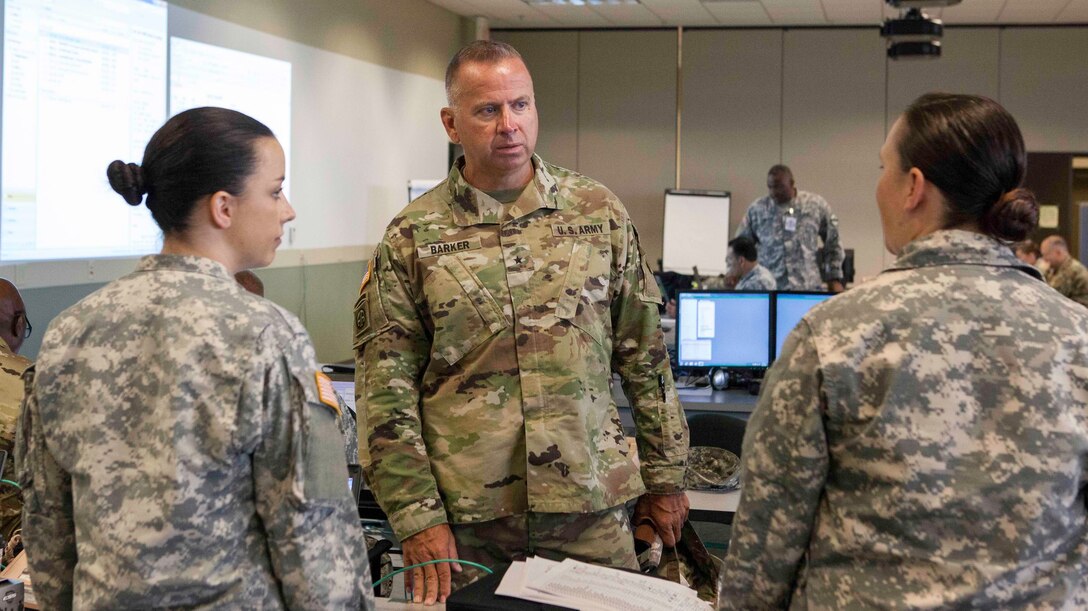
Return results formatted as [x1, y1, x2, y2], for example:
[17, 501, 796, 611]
[774, 292, 833, 359]
[675, 291, 771, 368]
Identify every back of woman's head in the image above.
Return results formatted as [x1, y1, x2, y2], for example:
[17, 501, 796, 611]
[106, 107, 274, 234]
[898, 93, 1038, 242]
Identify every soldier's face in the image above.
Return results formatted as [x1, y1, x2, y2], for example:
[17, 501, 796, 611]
[441, 58, 539, 191]
[227, 137, 295, 271]
[767, 173, 794, 204]
[877, 118, 913, 254]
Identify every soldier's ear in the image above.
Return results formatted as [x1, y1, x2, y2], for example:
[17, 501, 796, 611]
[904, 167, 926, 212]
[440, 107, 460, 144]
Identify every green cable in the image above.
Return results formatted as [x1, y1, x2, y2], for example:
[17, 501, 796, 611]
[372, 559, 493, 588]
[0, 480, 19, 490]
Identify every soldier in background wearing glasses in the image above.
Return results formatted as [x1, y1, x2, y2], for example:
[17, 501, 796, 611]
[0, 278, 31, 558]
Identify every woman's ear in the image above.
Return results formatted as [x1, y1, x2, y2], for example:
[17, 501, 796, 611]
[904, 168, 926, 212]
[206, 190, 235, 230]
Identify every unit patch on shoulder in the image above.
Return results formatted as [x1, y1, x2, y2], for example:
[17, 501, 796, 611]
[314, 371, 341, 415]
[552, 223, 607, 237]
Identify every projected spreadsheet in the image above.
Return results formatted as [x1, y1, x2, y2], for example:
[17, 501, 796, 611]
[1, 0, 167, 261]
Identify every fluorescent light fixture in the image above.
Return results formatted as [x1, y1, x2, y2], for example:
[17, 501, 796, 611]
[524, 0, 641, 6]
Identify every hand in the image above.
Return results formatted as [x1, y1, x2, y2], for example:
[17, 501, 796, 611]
[827, 280, 845, 293]
[633, 493, 690, 547]
[401, 524, 460, 605]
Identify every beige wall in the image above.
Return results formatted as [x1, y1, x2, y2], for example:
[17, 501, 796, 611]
[171, 0, 465, 80]
[496, 26, 1088, 283]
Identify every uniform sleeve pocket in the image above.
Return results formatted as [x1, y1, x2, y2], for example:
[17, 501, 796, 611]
[353, 289, 392, 350]
[291, 372, 352, 502]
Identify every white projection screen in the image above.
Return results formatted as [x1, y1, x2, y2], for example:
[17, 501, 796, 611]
[1, 0, 168, 262]
[661, 189, 731, 275]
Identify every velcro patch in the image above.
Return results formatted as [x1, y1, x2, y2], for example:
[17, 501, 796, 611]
[359, 258, 373, 293]
[417, 237, 482, 259]
[314, 372, 341, 415]
[552, 223, 606, 237]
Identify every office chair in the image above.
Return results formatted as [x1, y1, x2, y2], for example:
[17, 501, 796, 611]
[686, 412, 747, 457]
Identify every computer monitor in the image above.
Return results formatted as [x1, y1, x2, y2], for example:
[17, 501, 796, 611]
[675, 291, 772, 369]
[773, 291, 833, 359]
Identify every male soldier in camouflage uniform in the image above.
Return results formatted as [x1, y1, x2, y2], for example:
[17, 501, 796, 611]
[354, 41, 689, 605]
[0, 280, 30, 553]
[733, 165, 844, 291]
[1041, 235, 1088, 307]
[19, 255, 373, 609]
[728, 236, 777, 291]
[722, 230, 1088, 608]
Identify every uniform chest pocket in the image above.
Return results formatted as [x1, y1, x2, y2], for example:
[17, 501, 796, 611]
[556, 239, 611, 347]
[425, 255, 508, 366]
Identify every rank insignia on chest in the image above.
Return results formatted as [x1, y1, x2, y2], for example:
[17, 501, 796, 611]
[417, 236, 483, 259]
[552, 223, 606, 237]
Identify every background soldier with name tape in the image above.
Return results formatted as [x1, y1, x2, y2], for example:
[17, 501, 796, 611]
[354, 41, 689, 605]
[732, 165, 845, 292]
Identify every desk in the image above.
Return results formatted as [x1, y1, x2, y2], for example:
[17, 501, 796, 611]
[376, 599, 444, 610]
[687, 489, 740, 524]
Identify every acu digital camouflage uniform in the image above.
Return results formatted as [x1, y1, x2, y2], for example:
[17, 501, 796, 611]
[721, 230, 1088, 610]
[1044, 255, 1088, 307]
[354, 155, 688, 548]
[0, 338, 29, 543]
[734, 264, 777, 291]
[734, 191, 844, 290]
[17, 255, 373, 610]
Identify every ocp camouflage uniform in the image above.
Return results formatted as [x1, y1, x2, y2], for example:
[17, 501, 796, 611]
[17, 255, 373, 610]
[354, 155, 688, 566]
[0, 338, 29, 544]
[1044, 255, 1088, 307]
[734, 191, 843, 290]
[735, 264, 777, 291]
[721, 230, 1088, 609]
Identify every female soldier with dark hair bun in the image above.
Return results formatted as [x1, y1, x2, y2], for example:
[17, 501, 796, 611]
[17, 107, 374, 609]
[721, 94, 1088, 609]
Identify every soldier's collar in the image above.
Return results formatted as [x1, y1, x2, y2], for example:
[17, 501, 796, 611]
[445, 154, 565, 226]
[136, 254, 235, 281]
[885, 229, 1043, 280]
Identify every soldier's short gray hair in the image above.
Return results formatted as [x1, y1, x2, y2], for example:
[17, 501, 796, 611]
[445, 40, 524, 106]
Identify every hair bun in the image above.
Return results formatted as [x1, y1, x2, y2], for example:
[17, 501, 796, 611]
[982, 187, 1038, 243]
[106, 160, 147, 206]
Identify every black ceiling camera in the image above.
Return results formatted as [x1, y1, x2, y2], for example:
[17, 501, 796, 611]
[882, 0, 962, 60]
[709, 368, 729, 390]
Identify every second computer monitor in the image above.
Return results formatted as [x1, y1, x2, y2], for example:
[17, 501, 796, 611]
[676, 291, 772, 369]
[774, 291, 834, 358]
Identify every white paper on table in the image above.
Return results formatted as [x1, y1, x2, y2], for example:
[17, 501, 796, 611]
[526, 558, 711, 611]
[496, 560, 579, 607]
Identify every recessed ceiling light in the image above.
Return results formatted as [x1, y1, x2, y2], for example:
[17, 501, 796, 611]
[523, 0, 641, 6]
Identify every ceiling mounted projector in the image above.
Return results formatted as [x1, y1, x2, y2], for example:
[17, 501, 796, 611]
[882, 8, 943, 42]
[886, 0, 962, 7]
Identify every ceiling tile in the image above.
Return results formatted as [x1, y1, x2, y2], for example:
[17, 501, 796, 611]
[999, 0, 1071, 22]
[640, 0, 720, 26]
[701, 2, 774, 26]
[590, 4, 667, 26]
[1057, 0, 1088, 20]
[937, 0, 1005, 24]
[820, 0, 882, 25]
[532, 4, 613, 27]
[761, 0, 829, 25]
[426, 0, 479, 16]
